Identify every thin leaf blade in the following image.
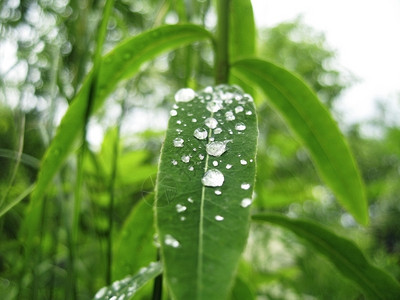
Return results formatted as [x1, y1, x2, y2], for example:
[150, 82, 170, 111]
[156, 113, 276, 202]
[232, 59, 368, 224]
[252, 213, 400, 300]
[155, 85, 258, 299]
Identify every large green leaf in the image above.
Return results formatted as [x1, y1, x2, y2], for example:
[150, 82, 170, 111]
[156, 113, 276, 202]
[252, 213, 400, 299]
[155, 85, 258, 299]
[93, 261, 162, 300]
[31, 24, 212, 204]
[232, 59, 368, 224]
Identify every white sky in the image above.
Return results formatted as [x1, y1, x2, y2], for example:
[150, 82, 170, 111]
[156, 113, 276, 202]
[251, 0, 400, 126]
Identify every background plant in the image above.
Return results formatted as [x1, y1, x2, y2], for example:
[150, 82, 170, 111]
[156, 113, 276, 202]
[0, 0, 399, 299]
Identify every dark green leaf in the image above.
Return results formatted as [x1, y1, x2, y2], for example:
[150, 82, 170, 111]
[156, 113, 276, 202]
[93, 261, 162, 300]
[232, 59, 368, 224]
[155, 85, 258, 299]
[252, 213, 400, 300]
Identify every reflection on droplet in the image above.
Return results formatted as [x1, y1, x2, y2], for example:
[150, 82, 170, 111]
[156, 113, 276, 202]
[240, 159, 247, 165]
[206, 140, 231, 157]
[202, 169, 224, 187]
[173, 138, 184, 147]
[240, 198, 252, 208]
[175, 88, 195, 102]
[194, 128, 208, 140]
[215, 215, 224, 221]
[235, 122, 246, 131]
[241, 183, 250, 190]
[164, 234, 180, 248]
[176, 204, 187, 213]
[205, 117, 218, 129]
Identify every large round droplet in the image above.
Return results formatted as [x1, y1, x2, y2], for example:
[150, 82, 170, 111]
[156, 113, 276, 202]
[194, 128, 208, 140]
[205, 117, 218, 129]
[202, 169, 224, 187]
[175, 88, 195, 102]
[206, 140, 231, 157]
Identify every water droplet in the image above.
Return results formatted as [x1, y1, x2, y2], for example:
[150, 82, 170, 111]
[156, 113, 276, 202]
[215, 215, 224, 221]
[226, 164, 232, 169]
[212, 161, 218, 166]
[250, 159, 254, 162]
[235, 106, 244, 113]
[228, 129, 233, 135]
[244, 94, 254, 102]
[170, 109, 177, 116]
[192, 118, 197, 122]
[164, 234, 180, 248]
[235, 122, 246, 131]
[175, 88, 195, 102]
[225, 110, 235, 121]
[187, 197, 194, 203]
[206, 140, 231, 157]
[241, 198, 252, 208]
[241, 183, 251, 190]
[240, 159, 248, 165]
[246, 110, 253, 115]
[204, 86, 213, 93]
[215, 190, 222, 195]
[202, 169, 224, 187]
[188, 166, 194, 171]
[176, 120, 182, 124]
[95, 287, 107, 299]
[214, 128, 222, 134]
[176, 129, 183, 134]
[181, 155, 190, 163]
[180, 216, 186, 221]
[171, 160, 178, 165]
[205, 117, 218, 129]
[194, 128, 208, 140]
[199, 154, 205, 160]
[176, 204, 187, 213]
[173, 138, 184, 147]
[173, 104, 179, 109]
[207, 100, 223, 112]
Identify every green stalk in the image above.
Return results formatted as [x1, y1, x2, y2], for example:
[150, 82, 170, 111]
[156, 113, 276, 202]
[215, 0, 231, 84]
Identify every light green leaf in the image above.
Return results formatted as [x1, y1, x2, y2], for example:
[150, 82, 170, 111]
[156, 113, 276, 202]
[252, 213, 400, 300]
[93, 261, 162, 300]
[155, 85, 258, 300]
[31, 24, 212, 203]
[232, 59, 368, 224]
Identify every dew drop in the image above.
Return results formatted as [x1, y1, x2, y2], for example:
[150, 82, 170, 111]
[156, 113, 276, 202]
[180, 216, 186, 221]
[240, 198, 252, 208]
[176, 120, 182, 125]
[194, 128, 208, 140]
[205, 117, 218, 129]
[95, 287, 107, 299]
[175, 88, 195, 102]
[246, 110, 252, 115]
[199, 154, 205, 160]
[215, 190, 222, 195]
[176, 204, 187, 213]
[235, 106, 244, 113]
[170, 109, 177, 116]
[207, 100, 223, 112]
[235, 122, 246, 131]
[226, 164, 232, 169]
[241, 183, 251, 190]
[164, 234, 180, 248]
[188, 166, 194, 171]
[192, 118, 197, 123]
[212, 160, 218, 166]
[240, 159, 248, 165]
[215, 215, 224, 221]
[173, 138, 184, 147]
[202, 169, 224, 187]
[187, 197, 194, 203]
[181, 155, 190, 163]
[204, 86, 213, 93]
[214, 128, 222, 134]
[176, 129, 183, 134]
[206, 140, 231, 157]
[225, 110, 235, 121]
[171, 160, 178, 165]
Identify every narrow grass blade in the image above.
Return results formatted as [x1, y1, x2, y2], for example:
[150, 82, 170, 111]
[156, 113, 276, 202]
[93, 261, 162, 300]
[252, 213, 400, 300]
[155, 85, 258, 299]
[232, 59, 368, 224]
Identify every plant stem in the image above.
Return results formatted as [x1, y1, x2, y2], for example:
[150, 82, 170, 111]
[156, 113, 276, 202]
[215, 0, 231, 84]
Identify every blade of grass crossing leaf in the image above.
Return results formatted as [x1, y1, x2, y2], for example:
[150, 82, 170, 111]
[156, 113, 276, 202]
[155, 85, 258, 299]
[232, 59, 368, 224]
[252, 213, 400, 300]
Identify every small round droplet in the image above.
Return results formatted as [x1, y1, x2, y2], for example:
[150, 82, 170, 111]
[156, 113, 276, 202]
[215, 190, 222, 195]
[176, 204, 187, 213]
[213, 161, 218, 166]
[235, 122, 246, 131]
[207, 100, 223, 112]
[240, 159, 247, 165]
[226, 164, 232, 169]
[194, 128, 208, 140]
[173, 138, 184, 147]
[176, 120, 182, 125]
[235, 106, 244, 113]
[240, 198, 252, 208]
[192, 118, 197, 122]
[171, 160, 178, 165]
[170, 109, 177, 116]
[214, 128, 222, 134]
[241, 183, 251, 190]
[206, 140, 231, 157]
[175, 88, 195, 102]
[188, 166, 194, 171]
[215, 215, 224, 221]
[187, 197, 194, 203]
[164, 234, 180, 248]
[246, 111, 252, 115]
[199, 154, 205, 160]
[205, 117, 218, 129]
[225, 111, 235, 121]
[181, 155, 190, 163]
[202, 169, 224, 187]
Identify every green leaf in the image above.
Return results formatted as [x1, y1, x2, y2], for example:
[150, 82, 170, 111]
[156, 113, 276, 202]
[232, 59, 368, 224]
[155, 85, 258, 299]
[93, 261, 162, 300]
[113, 195, 156, 280]
[31, 24, 212, 203]
[252, 213, 400, 300]
[230, 276, 255, 300]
